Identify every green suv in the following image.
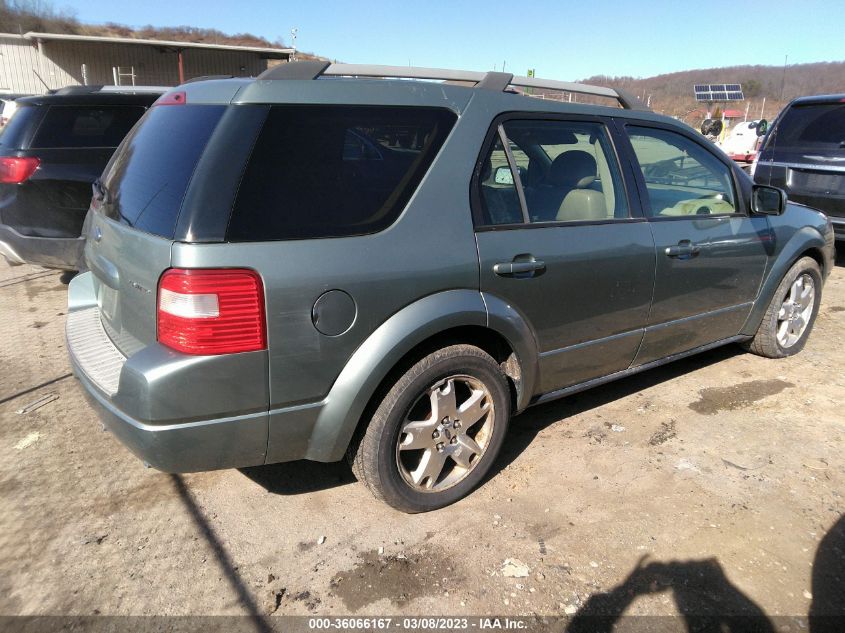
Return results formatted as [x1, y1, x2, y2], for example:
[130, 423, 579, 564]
[66, 62, 835, 512]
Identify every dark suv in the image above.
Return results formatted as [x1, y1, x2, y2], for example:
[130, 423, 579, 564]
[66, 62, 834, 512]
[753, 93, 845, 240]
[0, 86, 162, 270]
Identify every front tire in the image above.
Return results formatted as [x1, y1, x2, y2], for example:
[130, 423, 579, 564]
[743, 256, 822, 358]
[348, 345, 511, 513]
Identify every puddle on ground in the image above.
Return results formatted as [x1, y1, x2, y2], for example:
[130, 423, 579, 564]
[330, 546, 460, 611]
[689, 379, 794, 415]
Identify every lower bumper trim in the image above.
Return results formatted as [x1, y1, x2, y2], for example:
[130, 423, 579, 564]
[0, 223, 84, 270]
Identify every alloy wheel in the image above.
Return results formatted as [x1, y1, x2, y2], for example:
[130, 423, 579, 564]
[395, 375, 495, 492]
[776, 273, 815, 348]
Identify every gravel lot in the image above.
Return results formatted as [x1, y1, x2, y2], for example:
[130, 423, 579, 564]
[1, 251, 843, 626]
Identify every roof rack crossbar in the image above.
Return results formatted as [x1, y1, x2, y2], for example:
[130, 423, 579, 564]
[261, 61, 649, 110]
[258, 60, 331, 81]
[475, 71, 514, 92]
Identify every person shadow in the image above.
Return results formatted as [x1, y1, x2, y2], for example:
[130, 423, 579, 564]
[809, 514, 845, 633]
[566, 555, 775, 633]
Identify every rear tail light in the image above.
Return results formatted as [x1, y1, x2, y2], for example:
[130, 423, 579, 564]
[0, 157, 40, 184]
[157, 268, 266, 355]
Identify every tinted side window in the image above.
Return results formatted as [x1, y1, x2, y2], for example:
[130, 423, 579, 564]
[102, 105, 225, 238]
[227, 105, 456, 241]
[32, 105, 146, 148]
[627, 126, 737, 217]
[502, 120, 629, 223]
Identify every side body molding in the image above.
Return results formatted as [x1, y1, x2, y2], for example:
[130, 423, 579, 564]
[302, 289, 539, 462]
[741, 225, 827, 336]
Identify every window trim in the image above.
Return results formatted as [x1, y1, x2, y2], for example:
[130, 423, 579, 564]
[470, 112, 639, 230]
[497, 124, 531, 224]
[619, 119, 748, 221]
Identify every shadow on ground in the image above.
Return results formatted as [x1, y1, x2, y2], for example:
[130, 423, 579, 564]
[810, 514, 845, 632]
[566, 555, 775, 633]
[171, 474, 274, 632]
[563, 514, 845, 632]
[239, 458, 355, 495]
[487, 344, 743, 480]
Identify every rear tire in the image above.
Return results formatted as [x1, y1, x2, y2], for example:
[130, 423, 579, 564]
[348, 344, 510, 513]
[743, 256, 822, 358]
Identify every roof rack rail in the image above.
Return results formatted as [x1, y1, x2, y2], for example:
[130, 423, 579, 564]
[257, 61, 649, 111]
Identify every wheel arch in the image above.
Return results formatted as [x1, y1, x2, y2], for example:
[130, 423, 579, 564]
[304, 289, 539, 462]
[741, 227, 827, 336]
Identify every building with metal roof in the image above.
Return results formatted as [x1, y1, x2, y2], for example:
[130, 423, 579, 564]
[0, 31, 293, 94]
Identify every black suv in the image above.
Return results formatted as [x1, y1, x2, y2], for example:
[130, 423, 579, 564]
[0, 86, 162, 271]
[753, 94, 845, 240]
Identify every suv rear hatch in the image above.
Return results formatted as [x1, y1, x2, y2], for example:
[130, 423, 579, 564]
[86, 102, 226, 355]
[754, 98, 845, 220]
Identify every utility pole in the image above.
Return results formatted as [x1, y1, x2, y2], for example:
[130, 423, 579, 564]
[780, 54, 788, 102]
[290, 28, 298, 62]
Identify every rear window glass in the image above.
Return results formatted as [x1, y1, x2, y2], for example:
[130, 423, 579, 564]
[31, 105, 146, 148]
[227, 105, 457, 241]
[102, 105, 224, 238]
[770, 103, 845, 152]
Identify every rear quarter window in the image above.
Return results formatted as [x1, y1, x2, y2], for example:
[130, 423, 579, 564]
[102, 105, 225, 239]
[31, 105, 146, 148]
[0, 105, 39, 149]
[226, 105, 456, 241]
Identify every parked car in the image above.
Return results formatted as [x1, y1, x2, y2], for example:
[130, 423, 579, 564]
[0, 85, 163, 271]
[66, 63, 835, 512]
[753, 94, 845, 241]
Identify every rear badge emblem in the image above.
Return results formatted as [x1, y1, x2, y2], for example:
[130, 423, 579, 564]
[130, 281, 150, 294]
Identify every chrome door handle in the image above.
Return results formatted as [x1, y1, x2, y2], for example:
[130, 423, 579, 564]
[664, 240, 701, 259]
[493, 259, 546, 276]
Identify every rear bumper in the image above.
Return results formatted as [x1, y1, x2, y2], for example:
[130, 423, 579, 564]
[66, 272, 272, 472]
[0, 223, 84, 270]
[70, 357, 269, 472]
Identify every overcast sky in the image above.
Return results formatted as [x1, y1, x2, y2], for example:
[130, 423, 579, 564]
[68, 0, 845, 80]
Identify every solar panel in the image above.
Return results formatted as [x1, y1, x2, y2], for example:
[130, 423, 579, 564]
[694, 83, 744, 102]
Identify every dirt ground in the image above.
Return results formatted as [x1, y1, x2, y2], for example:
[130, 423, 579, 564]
[1, 251, 843, 627]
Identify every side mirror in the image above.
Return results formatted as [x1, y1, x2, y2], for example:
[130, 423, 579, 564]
[751, 184, 786, 216]
[755, 119, 768, 137]
[494, 165, 515, 185]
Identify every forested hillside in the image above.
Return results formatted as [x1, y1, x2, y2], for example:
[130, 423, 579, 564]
[580, 61, 845, 124]
[0, 0, 314, 54]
